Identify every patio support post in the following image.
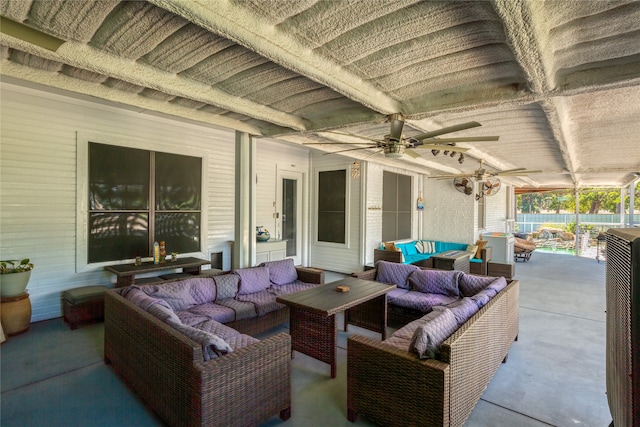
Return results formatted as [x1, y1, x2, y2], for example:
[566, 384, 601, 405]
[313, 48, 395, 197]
[630, 178, 637, 227]
[619, 187, 626, 227]
[234, 131, 257, 268]
[574, 187, 582, 256]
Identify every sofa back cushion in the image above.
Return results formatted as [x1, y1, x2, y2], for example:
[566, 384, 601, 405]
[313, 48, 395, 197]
[235, 266, 271, 295]
[260, 258, 297, 285]
[213, 274, 240, 301]
[407, 269, 462, 298]
[409, 307, 458, 360]
[142, 278, 215, 311]
[375, 260, 419, 289]
[458, 274, 497, 297]
[396, 242, 417, 256]
[434, 241, 467, 253]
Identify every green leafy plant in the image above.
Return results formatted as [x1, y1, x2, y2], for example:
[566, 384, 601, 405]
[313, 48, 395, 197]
[0, 259, 34, 274]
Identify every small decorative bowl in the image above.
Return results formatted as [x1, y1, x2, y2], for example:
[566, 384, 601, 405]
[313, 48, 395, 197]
[257, 232, 270, 242]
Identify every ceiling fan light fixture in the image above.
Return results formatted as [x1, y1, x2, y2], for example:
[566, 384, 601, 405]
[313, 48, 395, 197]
[384, 144, 404, 158]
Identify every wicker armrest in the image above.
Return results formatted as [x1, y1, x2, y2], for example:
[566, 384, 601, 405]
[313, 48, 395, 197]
[197, 333, 292, 426]
[351, 269, 377, 281]
[373, 248, 403, 263]
[347, 335, 449, 426]
[295, 266, 325, 284]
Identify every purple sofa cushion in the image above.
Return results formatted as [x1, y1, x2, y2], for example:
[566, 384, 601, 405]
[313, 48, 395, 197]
[388, 291, 457, 313]
[470, 287, 498, 309]
[376, 260, 420, 289]
[236, 290, 284, 316]
[269, 280, 317, 296]
[141, 278, 215, 310]
[458, 274, 497, 297]
[235, 266, 271, 295]
[184, 303, 236, 324]
[409, 307, 458, 360]
[213, 274, 239, 301]
[407, 269, 462, 298]
[260, 258, 298, 286]
[446, 297, 479, 326]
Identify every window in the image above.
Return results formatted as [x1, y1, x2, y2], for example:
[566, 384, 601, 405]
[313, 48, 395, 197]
[88, 142, 202, 263]
[317, 169, 347, 244]
[382, 171, 412, 241]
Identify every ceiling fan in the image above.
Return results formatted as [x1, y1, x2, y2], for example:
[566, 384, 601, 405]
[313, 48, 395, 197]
[304, 113, 499, 160]
[430, 158, 542, 181]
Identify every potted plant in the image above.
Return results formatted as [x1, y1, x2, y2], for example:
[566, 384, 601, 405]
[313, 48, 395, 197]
[0, 258, 34, 297]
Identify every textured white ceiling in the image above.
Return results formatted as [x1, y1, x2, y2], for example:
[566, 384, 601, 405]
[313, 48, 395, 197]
[1, 0, 639, 189]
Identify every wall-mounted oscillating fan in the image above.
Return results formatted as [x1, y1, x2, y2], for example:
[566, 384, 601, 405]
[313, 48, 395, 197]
[483, 177, 501, 196]
[453, 177, 474, 196]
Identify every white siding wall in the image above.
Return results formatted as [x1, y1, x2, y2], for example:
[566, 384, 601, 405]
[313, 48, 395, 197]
[482, 186, 510, 233]
[422, 177, 476, 244]
[0, 83, 236, 321]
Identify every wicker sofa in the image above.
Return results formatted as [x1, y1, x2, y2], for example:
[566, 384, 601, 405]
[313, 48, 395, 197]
[374, 239, 493, 275]
[348, 262, 519, 427]
[104, 259, 324, 427]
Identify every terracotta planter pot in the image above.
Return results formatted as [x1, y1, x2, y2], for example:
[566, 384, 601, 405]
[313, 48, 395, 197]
[0, 270, 32, 297]
[1, 292, 31, 336]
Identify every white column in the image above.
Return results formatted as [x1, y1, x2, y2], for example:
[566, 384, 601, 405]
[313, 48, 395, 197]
[630, 179, 637, 227]
[619, 187, 626, 227]
[234, 131, 256, 268]
[574, 187, 580, 256]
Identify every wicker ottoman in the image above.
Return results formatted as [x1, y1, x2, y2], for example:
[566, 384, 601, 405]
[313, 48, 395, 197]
[62, 285, 109, 330]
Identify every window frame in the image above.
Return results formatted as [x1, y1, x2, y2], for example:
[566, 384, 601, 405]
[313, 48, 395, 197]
[314, 166, 350, 248]
[76, 132, 208, 272]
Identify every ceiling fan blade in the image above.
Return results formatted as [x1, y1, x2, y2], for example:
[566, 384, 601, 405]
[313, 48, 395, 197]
[413, 121, 481, 140]
[389, 117, 405, 141]
[496, 169, 543, 176]
[316, 130, 384, 144]
[303, 142, 375, 146]
[494, 168, 527, 175]
[405, 148, 421, 159]
[413, 144, 469, 153]
[421, 136, 500, 143]
[323, 146, 379, 155]
[0, 17, 65, 51]
[430, 173, 474, 180]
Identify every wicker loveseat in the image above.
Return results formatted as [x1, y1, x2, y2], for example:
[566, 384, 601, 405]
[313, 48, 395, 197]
[347, 262, 519, 426]
[104, 259, 324, 427]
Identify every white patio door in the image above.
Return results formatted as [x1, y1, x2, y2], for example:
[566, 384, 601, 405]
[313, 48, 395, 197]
[277, 170, 303, 265]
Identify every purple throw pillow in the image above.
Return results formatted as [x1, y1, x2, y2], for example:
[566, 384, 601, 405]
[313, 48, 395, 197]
[235, 266, 271, 295]
[376, 261, 420, 289]
[408, 269, 461, 298]
[458, 274, 497, 297]
[260, 258, 297, 286]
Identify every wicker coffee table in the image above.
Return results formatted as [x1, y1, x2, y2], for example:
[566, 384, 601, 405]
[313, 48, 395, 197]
[276, 277, 395, 378]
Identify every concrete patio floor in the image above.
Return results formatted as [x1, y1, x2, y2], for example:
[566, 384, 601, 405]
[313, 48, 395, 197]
[1, 252, 611, 426]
